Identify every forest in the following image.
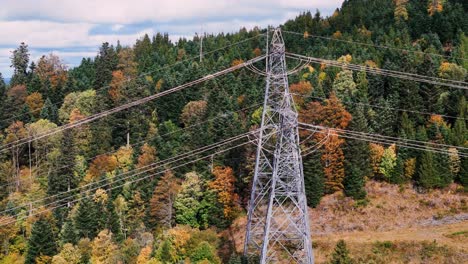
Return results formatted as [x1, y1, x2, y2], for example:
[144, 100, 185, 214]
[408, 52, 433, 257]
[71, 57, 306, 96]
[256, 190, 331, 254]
[0, 0, 467, 263]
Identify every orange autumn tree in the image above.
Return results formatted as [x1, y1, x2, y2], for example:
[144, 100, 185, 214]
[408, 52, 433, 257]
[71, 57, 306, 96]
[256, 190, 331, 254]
[208, 166, 240, 219]
[150, 170, 180, 228]
[300, 93, 352, 193]
[25, 92, 44, 117]
[137, 143, 157, 169]
[85, 154, 118, 181]
[322, 132, 346, 193]
[109, 70, 125, 103]
[36, 54, 68, 89]
[290, 81, 312, 109]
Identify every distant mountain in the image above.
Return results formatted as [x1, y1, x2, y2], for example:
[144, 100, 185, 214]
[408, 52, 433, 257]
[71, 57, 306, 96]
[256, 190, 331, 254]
[4, 77, 10, 84]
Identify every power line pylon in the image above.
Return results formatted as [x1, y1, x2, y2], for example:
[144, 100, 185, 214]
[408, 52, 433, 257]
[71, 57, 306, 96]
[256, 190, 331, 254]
[244, 28, 314, 263]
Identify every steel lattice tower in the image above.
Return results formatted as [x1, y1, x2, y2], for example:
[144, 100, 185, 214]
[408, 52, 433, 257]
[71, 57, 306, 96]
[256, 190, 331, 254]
[244, 28, 314, 263]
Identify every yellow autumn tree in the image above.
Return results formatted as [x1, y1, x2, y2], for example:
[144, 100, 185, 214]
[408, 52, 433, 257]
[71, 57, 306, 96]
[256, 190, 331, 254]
[209, 166, 241, 219]
[369, 143, 385, 177]
[25, 92, 44, 117]
[428, 0, 444, 16]
[137, 143, 157, 169]
[290, 81, 312, 109]
[90, 230, 118, 264]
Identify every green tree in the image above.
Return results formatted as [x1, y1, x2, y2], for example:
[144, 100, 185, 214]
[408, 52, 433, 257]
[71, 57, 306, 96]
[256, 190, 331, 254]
[333, 70, 356, 102]
[25, 218, 57, 264]
[60, 219, 78, 245]
[74, 197, 99, 239]
[10, 42, 30, 86]
[40, 98, 59, 123]
[330, 240, 353, 264]
[190, 241, 221, 264]
[174, 172, 204, 228]
[344, 105, 370, 199]
[303, 150, 324, 208]
[418, 151, 439, 188]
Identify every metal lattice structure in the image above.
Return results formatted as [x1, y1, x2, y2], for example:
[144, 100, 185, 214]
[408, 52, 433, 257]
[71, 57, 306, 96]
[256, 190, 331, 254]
[244, 28, 314, 263]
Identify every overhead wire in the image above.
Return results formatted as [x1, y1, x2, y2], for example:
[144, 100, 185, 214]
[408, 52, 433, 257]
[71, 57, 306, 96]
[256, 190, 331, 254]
[0, 55, 266, 153]
[0, 33, 267, 126]
[0, 102, 264, 189]
[285, 53, 468, 89]
[0, 129, 261, 216]
[292, 94, 468, 121]
[282, 29, 468, 62]
[0, 136, 259, 226]
[298, 122, 468, 157]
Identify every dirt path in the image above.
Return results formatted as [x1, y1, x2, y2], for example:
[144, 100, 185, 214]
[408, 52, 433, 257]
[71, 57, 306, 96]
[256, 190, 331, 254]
[314, 220, 468, 251]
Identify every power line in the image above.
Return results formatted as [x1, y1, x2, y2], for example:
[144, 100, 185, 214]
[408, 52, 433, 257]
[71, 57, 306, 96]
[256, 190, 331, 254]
[298, 122, 468, 157]
[292, 94, 468, 121]
[0, 130, 261, 219]
[0, 136, 258, 226]
[0, 33, 266, 126]
[0, 55, 266, 153]
[285, 53, 468, 90]
[282, 29, 468, 62]
[0, 102, 263, 189]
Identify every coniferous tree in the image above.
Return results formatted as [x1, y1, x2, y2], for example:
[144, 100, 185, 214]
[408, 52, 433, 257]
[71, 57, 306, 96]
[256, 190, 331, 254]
[40, 98, 58, 123]
[330, 240, 353, 264]
[10, 42, 30, 86]
[418, 151, 440, 188]
[303, 150, 325, 208]
[460, 158, 468, 188]
[25, 218, 57, 264]
[60, 219, 78, 245]
[344, 105, 370, 199]
[74, 197, 99, 239]
[0, 73, 7, 129]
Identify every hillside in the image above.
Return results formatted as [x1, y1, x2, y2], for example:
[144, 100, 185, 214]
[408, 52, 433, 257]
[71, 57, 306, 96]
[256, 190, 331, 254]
[0, 0, 467, 263]
[225, 181, 468, 263]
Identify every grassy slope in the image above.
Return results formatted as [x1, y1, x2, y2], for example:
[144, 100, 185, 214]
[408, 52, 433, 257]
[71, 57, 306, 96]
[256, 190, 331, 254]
[223, 181, 468, 263]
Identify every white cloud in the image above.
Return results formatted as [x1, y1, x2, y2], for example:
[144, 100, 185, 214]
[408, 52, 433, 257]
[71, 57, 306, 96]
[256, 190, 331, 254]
[0, 0, 344, 76]
[111, 24, 124, 32]
[0, 0, 342, 24]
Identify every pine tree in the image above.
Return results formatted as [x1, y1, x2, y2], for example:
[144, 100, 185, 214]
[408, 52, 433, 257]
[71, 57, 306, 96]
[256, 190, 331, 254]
[40, 98, 58, 123]
[74, 197, 99, 239]
[390, 156, 405, 184]
[303, 150, 325, 207]
[460, 158, 468, 188]
[330, 240, 353, 264]
[418, 151, 440, 188]
[10, 42, 30, 86]
[344, 105, 370, 199]
[48, 129, 78, 204]
[25, 218, 57, 264]
[60, 219, 78, 245]
[0, 73, 7, 130]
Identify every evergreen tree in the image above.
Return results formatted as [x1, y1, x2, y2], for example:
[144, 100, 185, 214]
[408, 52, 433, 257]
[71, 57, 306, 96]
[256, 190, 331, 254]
[460, 158, 468, 188]
[303, 150, 325, 208]
[74, 197, 99, 239]
[344, 105, 370, 199]
[417, 151, 440, 188]
[48, 129, 77, 197]
[10, 42, 30, 86]
[330, 240, 353, 264]
[40, 98, 58, 123]
[25, 218, 57, 264]
[0, 73, 7, 129]
[389, 156, 405, 184]
[94, 42, 118, 89]
[60, 219, 78, 245]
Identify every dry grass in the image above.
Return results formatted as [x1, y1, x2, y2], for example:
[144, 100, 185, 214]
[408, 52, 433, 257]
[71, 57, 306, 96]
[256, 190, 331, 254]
[310, 181, 468, 234]
[223, 181, 468, 263]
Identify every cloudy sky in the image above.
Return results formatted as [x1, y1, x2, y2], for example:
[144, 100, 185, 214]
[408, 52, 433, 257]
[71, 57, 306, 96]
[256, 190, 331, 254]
[0, 0, 343, 78]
